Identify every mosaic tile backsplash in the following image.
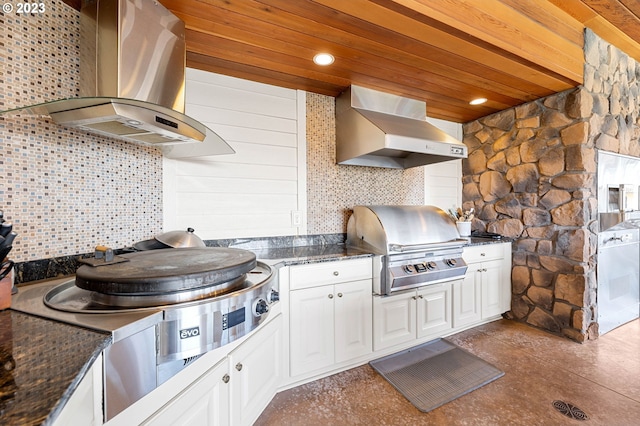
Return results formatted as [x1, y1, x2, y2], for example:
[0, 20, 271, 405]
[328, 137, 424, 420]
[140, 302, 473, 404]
[306, 92, 424, 234]
[0, 1, 163, 262]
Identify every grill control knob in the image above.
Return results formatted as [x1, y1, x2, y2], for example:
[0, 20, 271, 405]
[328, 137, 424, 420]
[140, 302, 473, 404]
[253, 298, 269, 317]
[426, 261, 437, 270]
[445, 258, 457, 267]
[268, 289, 280, 303]
[404, 264, 416, 274]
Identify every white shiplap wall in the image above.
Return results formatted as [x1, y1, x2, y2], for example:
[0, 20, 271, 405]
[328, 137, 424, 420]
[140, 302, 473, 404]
[163, 69, 307, 239]
[424, 118, 463, 211]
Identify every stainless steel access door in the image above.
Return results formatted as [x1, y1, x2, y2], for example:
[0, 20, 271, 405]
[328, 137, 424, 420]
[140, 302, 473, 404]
[597, 228, 640, 335]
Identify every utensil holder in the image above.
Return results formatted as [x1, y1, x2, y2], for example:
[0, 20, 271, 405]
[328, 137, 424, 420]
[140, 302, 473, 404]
[456, 221, 471, 237]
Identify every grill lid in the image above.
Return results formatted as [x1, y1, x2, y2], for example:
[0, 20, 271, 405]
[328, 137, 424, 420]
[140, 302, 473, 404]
[76, 247, 256, 295]
[346, 205, 464, 254]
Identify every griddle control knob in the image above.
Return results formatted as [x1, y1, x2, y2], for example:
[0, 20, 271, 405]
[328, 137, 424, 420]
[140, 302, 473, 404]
[426, 261, 437, 270]
[268, 289, 280, 303]
[445, 258, 457, 267]
[254, 298, 269, 317]
[404, 264, 416, 274]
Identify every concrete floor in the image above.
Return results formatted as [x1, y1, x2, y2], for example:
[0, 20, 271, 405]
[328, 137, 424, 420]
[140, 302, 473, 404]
[256, 319, 640, 426]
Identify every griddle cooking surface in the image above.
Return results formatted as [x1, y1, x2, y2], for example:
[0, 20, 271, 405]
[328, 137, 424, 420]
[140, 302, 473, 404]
[75, 247, 257, 295]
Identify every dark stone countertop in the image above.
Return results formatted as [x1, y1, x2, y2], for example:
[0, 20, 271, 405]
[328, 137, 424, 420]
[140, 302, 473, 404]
[252, 238, 511, 265]
[466, 236, 514, 246]
[0, 310, 111, 426]
[252, 244, 374, 265]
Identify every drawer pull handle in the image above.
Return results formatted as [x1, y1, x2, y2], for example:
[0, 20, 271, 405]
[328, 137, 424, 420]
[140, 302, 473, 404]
[235, 363, 243, 371]
[333, 271, 339, 276]
[328, 294, 334, 299]
[337, 293, 343, 298]
[222, 374, 230, 383]
[480, 253, 486, 256]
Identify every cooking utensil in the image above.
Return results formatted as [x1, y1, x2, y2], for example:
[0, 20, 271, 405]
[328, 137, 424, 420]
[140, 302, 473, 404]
[0, 261, 14, 281]
[0, 222, 11, 238]
[1, 232, 16, 248]
[154, 228, 205, 248]
[0, 246, 12, 262]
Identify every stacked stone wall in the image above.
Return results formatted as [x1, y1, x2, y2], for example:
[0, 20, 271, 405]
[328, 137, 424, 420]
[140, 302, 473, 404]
[461, 29, 640, 342]
[462, 90, 598, 342]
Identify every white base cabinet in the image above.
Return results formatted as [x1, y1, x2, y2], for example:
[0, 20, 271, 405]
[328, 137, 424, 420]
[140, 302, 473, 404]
[289, 258, 373, 379]
[142, 358, 230, 426]
[373, 242, 511, 353]
[53, 353, 103, 426]
[373, 281, 453, 351]
[460, 243, 511, 321]
[142, 314, 282, 426]
[452, 276, 482, 328]
[229, 313, 283, 425]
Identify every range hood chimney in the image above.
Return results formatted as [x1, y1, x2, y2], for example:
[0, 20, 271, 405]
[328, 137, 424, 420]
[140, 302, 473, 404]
[336, 85, 467, 169]
[0, 0, 233, 159]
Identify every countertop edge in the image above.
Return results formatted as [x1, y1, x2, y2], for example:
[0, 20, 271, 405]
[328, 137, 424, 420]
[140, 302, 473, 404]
[43, 335, 111, 426]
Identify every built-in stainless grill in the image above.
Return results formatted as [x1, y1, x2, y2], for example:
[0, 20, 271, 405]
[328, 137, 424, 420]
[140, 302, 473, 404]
[347, 205, 468, 295]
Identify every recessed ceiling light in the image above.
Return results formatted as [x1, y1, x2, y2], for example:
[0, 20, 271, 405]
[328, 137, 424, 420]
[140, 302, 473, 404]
[313, 53, 334, 66]
[469, 98, 487, 105]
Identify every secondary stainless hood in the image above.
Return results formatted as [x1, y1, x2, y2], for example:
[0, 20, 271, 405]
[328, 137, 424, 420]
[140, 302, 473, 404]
[336, 85, 467, 169]
[0, 0, 233, 159]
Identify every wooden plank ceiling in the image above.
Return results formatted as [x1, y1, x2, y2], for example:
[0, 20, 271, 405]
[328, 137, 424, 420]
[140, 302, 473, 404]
[63, 0, 640, 123]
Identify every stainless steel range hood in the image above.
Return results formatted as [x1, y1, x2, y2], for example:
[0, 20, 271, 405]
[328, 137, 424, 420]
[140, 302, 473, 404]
[0, 0, 234, 159]
[336, 85, 467, 169]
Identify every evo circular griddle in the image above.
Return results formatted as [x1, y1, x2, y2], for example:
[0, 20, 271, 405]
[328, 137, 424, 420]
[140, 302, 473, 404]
[75, 247, 257, 296]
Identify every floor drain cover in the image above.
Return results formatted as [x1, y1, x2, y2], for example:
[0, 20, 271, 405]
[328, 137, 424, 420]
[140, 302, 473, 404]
[552, 400, 589, 421]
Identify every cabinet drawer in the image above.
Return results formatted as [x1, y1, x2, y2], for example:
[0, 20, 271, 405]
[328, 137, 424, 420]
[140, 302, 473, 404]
[463, 243, 506, 263]
[290, 258, 372, 290]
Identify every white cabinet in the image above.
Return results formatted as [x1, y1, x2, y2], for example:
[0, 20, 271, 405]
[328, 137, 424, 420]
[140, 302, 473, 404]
[230, 314, 283, 426]
[373, 281, 453, 351]
[452, 275, 482, 328]
[460, 243, 511, 321]
[143, 358, 230, 426]
[289, 258, 373, 379]
[143, 314, 282, 426]
[54, 353, 103, 426]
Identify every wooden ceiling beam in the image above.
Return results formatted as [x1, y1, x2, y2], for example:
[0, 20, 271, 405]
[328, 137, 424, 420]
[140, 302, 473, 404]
[550, 0, 640, 63]
[379, 0, 583, 82]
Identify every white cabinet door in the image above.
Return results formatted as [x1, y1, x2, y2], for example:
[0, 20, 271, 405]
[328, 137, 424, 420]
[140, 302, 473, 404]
[453, 267, 482, 328]
[334, 279, 372, 363]
[290, 285, 335, 377]
[54, 354, 103, 426]
[143, 358, 230, 426]
[230, 315, 282, 426]
[463, 243, 512, 321]
[373, 291, 416, 351]
[481, 259, 504, 319]
[416, 282, 452, 339]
